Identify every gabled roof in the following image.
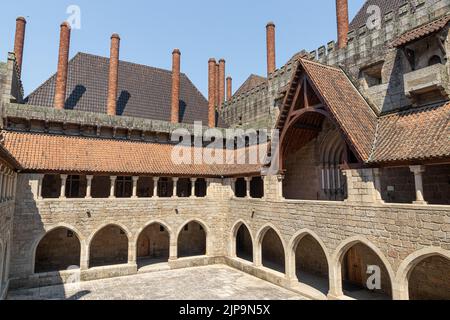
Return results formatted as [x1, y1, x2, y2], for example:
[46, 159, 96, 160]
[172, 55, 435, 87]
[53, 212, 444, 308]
[349, 0, 409, 31]
[26, 53, 213, 125]
[392, 14, 450, 47]
[234, 74, 267, 97]
[277, 58, 378, 162]
[370, 102, 450, 164]
[1, 131, 262, 177]
[277, 57, 450, 165]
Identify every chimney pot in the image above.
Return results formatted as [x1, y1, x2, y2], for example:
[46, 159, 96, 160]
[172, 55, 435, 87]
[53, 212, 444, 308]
[107, 33, 120, 116]
[53, 22, 71, 110]
[266, 21, 276, 76]
[336, 0, 349, 49]
[171, 49, 181, 123]
[13, 16, 27, 77]
[208, 59, 216, 128]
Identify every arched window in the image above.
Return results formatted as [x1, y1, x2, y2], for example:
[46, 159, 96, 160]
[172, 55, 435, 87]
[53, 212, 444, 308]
[89, 225, 128, 268]
[136, 223, 170, 268]
[177, 221, 206, 258]
[235, 224, 253, 262]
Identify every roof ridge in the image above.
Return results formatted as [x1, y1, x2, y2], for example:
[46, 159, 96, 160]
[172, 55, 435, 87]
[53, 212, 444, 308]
[299, 58, 341, 72]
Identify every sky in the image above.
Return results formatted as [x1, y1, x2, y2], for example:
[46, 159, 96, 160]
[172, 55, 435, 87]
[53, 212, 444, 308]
[0, 0, 366, 97]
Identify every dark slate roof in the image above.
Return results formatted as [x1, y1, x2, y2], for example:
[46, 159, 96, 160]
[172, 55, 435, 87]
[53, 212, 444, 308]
[349, 0, 409, 31]
[26, 52, 214, 125]
[234, 74, 267, 97]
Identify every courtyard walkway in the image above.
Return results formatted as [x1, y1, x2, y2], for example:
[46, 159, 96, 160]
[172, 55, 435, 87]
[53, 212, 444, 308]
[7, 265, 306, 300]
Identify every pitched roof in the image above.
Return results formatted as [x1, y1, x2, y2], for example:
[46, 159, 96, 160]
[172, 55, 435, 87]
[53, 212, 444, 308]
[277, 58, 378, 162]
[1, 131, 262, 176]
[370, 102, 450, 163]
[349, 0, 408, 31]
[234, 74, 267, 97]
[25, 53, 213, 125]
[391, 14, 450, 47]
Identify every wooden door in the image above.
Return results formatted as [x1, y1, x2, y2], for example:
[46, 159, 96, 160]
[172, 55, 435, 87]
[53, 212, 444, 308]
[346, 247, 363, 285]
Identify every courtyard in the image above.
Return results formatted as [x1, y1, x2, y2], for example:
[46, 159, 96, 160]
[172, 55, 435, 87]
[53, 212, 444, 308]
[7, 265, 306, 300]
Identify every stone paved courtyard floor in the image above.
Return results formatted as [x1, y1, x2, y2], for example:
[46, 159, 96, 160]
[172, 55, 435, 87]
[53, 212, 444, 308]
[7, 265, 307, 300]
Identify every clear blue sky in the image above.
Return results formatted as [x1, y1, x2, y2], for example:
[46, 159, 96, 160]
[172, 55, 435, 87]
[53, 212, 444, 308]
[0, 0, 365, 97]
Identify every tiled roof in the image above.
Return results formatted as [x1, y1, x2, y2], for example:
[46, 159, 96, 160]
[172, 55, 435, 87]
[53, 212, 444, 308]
[1, 131, 262, 176]
[26, 53, 215, 126]
[370, 102, 450, 163]
[391, 14, 450, 47]
[349, 0, 408, 31]
[297, 59, 378, 161]
[234, 74, 267, 97]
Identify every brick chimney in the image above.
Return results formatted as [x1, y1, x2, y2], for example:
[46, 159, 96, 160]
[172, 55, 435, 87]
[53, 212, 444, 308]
[13, 17, 26, 77]
[266, 22, 276, 76]
[208, 58, 216, 128]
[54, 22, 71, 110]
[107, 34, 120, 116]
[215, 62, 220, 107]
[218, 59, 225, 107]
[226, 76, 232, 101]
[171, 49, 181, 123]
[336, 0, 349, 49]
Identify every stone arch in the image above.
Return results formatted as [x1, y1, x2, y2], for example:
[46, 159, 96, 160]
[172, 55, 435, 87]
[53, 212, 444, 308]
[177, 219, 209, 258]
[88, 223, 131, 268]
[287, 229, 331, 294]
[331, 236, 395, 300]
[230, 220, 254, 262]
[395, 247, 450, 300]
[134, 220, 172, 268]
[33, 225, 83, 273]
[256, 224, 286, 274]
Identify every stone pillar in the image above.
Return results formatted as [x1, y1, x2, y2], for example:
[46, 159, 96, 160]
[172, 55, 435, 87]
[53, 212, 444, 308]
[276, 174, 285, 201]
[37, 175, 44, 200]
[132, 176, 139, 199]
[1, 170, 8, 201]
[153, 177, 159, 198]
[4, 173, 9, 200]
[231, 178, 236, 198]
[190, 178, 197, 198]
[85, 175, 93, 199]
[245, 177, 251, 198]
[12, 172, 18, 201]
[109, 176, 117, 199]
[0, 171, 4, 202]
[7, 173, 13, 200]
[373, 168, 384, 203]
[169, 238, 178, 261]
[410, 165, 427, 205]
[60, 174, 68, 199]
[172, 177, 179, 198]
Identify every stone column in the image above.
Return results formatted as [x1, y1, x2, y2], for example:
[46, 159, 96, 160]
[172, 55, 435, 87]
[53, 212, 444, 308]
[245, 177, 251, 198]
[276, 174, 285, 201]
[12, 172, 17, 201]
[153, 177, 159, 198]
[132, 176, 139, 199]
[373, 168, 384, 203]
[0, 170, 4, 202]
[37, 174, 44, 200]
[169, 238, 178, 261]
[2, 170, 9, 201]
[60, 174, 68, 199]
[231, 178, 237, 198]
[109, 176, 117, 199]
[190, 178, 197, 198]
[410, 165, 427, 205]
[85, 175, 93, 199]
[172, 177, 179, 198]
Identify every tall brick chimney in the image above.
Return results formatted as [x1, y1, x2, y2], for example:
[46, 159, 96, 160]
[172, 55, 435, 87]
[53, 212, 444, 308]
[54, 22, 71, 110]
[171, 49, 181, 123]
[107, 33, 120, 116]
[215, 62, 220, 107]
[218, 59, 225, 107]
[336, 0, 349, 49]
[14, 17, 27, 77]
[208, 58, 216, 128]
[226, 76, 232, 101]
[266, 22, 276, 76]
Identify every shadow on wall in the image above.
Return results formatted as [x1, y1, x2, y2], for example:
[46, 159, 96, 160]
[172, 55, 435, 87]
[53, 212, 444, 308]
[64, 85, 87, 110]
[116, 91, 131, 116]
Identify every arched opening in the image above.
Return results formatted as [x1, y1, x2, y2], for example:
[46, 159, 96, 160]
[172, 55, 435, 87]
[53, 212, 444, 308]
[341, 243, 392, 300]
[177, 178, 191, 197]
[195, 179, 207, 197]
[235, 178, 246, 198]
[35, 228, 81, 273]
[295, 235, 329, 295]
[89, 225, 128, 268]
[261, 228, 285, 273]
[282, 114, 351, 201]
[136, 223, 170, 268]
[177, 221, 207, 258]
[408, 255, 450, 300]
[250, 177, 264, 199]
[235, 224, 253, 262]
